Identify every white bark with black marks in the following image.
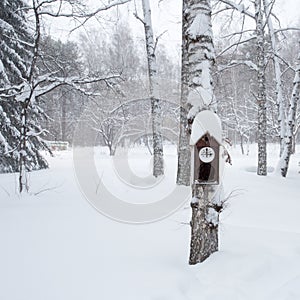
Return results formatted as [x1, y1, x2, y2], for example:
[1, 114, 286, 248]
[262, 0, 285, 156]
[186, 0, 216, 118]
[255, 0, 267, 176]
[189, 185, 219, 264]
[280, 44, 300, 177]
[177, 0, 191, 186]
[141, 0, 164, 177]
[184, 0, 221, 265]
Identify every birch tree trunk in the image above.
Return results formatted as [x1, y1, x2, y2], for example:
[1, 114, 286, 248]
[255, 0, 267, 176]
[177, 0, 191, 186]
[262, 0, 285, 156]
[189, 185, 219, 264]
[141, 0, 164, 177]
[280, 45, 300, 177]
[184, 0, 220, 264]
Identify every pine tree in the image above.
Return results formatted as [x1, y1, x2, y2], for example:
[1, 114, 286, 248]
[0, 0, 48, 175]
[0, 0, 32, 85]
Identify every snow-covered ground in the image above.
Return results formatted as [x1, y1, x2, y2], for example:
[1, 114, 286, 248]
[0, 144, 300, 300]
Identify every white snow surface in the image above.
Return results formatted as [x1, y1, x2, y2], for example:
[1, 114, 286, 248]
[0, 144, 300, 300]
[187, 61, 215, 118]
[187, 13, 212, 39]
[190, 110, 222, 145]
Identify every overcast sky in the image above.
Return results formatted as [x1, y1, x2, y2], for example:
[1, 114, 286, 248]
[277, 0, 300, 25]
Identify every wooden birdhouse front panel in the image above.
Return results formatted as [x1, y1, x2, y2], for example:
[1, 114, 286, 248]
[192, 133, 220, 185]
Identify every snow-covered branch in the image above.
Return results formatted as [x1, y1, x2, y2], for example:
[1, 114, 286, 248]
[217, 0, 255, 19]
[39, 0, 131, 19]
[218, 60, 258, 72]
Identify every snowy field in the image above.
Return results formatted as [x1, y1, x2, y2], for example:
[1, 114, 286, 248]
[0, 144, 300, 300]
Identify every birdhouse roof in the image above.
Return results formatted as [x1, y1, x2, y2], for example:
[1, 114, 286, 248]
[190, 110, 222, 146]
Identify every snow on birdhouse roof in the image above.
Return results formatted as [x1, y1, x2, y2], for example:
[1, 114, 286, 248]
[190, 110, 222, 145]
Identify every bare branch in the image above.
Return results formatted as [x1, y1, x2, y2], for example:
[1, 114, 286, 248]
[39, 0, 132, 20]
[216, 36, 256, 58]
[154, 30, 168, 53]
[133, 12, 145, 25]
[220, 29, 255, 39]
[275, 27, 300, 34]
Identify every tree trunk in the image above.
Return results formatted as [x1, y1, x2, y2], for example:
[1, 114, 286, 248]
[177, 0, 191, 186]
[19, 103, 29, 193]
[291, 134, 296, 154]
[141, 0, 164, 177]
[61, 96, 67, 141]
[189, 185, 218, 264]
[108, 144, 115, 156]
[280, 46, 300, 177]
[240, 134, 244, 155]
[255, 0, 267, 176]
[18, 0, 41, 193]
[184, 0, 220, 264]
[262, 0, 285, 156]
[292, 126, 300, 154]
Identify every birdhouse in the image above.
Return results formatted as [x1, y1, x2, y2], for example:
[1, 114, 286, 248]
[190, 110, 222, 185]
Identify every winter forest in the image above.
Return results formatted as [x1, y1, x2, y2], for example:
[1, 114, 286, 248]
[1, 0, 300, 299]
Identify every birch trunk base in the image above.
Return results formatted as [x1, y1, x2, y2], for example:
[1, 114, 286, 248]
[189, 186, 218, 265]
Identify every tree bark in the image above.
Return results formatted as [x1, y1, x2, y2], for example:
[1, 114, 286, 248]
[184, 0, 220, 264]
[280, 45, 300, 177]
[189, 186, 218, 264]
[61, 96, 67, 141]
[255, 0, 267, 176]
[19, 103, 29, 193]
[177, 0, 191, 186]
[141, 0, 164, 177]
[240, 135, 245, 155]
[262, 0, 285, 156]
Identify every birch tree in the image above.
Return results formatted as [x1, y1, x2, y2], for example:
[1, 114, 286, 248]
[255, 0, 267, 176]
[262, 0, 285, 156]
[280, 43, 300, 177]
[216, 0, 299, 173]
[139, 0, 164, 177]
[183, 0, 224, 264]
[177, 0, 191, 186]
